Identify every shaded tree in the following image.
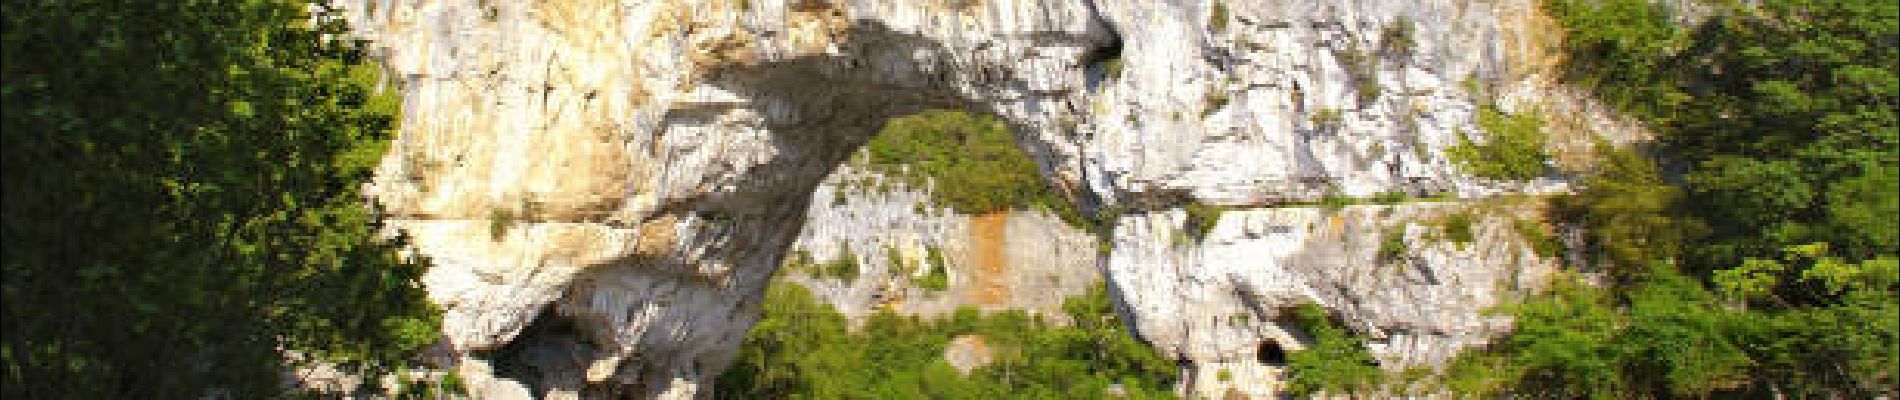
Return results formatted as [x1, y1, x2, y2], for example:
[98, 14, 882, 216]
[2, 1, 438, 397]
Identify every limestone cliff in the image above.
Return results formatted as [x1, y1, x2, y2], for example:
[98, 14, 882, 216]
[785, 165, 1100, 322]
[335, 0, 1636, 397]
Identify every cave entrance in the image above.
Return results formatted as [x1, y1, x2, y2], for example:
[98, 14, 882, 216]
[1257, 340, 1287, 365]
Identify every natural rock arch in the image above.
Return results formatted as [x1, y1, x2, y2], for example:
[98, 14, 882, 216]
[341, 0, 1588, 397]
[347, 1, 1118, 396]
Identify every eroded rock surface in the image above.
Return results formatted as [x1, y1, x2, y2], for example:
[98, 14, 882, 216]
[337, 0, 1628, 397]
[785, 166, 1101, 322]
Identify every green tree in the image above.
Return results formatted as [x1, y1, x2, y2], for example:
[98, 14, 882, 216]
[2, 1, 438, 397]
[1454, 1, 1900, 397]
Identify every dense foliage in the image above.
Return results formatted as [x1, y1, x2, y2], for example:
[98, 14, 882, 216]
[1283, 304, 1383, 397]
[1440, 0, 1900, 398]
[716, 283, 1179, 399]
[2, 1, 439, 397]
[1448, 105, 1553, 180]
[864, 110, 1080, 221]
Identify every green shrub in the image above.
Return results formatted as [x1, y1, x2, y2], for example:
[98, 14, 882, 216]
[1379, 226, 1411, 262]
[1441, 212, 1477, 246]
[1514, 218, 1565, 259]
[1448, 105, 1550, 180]
[1285, 303, 1383, 396]
[823, 250, 860, 283]
[1184, 203, 1228, 241]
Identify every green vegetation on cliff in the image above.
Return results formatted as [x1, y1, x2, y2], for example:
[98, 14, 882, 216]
[716, 283, 1179, 399]
[1448, 105, 1552, 180]
[1436, 0, 1900, 398]
[1284, 304, 1384, 397]
[2, 1, 440, 397]
[864, 110, 1083, 224]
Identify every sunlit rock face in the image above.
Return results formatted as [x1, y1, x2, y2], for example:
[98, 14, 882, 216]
[339, 0, 1630, 397]
[780, 164, 1103, 323]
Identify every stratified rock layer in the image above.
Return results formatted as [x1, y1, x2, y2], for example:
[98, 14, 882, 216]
[338, 0, 1629, 397]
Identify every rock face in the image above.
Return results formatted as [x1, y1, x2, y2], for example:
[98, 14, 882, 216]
[1111, 202, 1562, 398]
[784, 165, 1100, 322]
[337, 0, 1630, 397]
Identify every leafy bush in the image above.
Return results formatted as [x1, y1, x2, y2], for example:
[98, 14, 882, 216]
[1379, 226, 1411, 263]
[1440, 212, 1477, 246]
[1448, 105, 1550, 180]
[1285, 304, 1383, 397]
[1183, 203, 1227, 241]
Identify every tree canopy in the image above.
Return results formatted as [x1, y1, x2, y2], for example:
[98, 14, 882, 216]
[716, 283, 1179, 399]
[1438, 1, 1900, 398]
[2, 1, 438, 397]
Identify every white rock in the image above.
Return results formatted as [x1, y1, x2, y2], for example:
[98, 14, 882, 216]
[337, 0, 1633, 397]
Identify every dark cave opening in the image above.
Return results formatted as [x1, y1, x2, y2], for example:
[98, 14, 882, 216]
[1256, 340, 1287, 365]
